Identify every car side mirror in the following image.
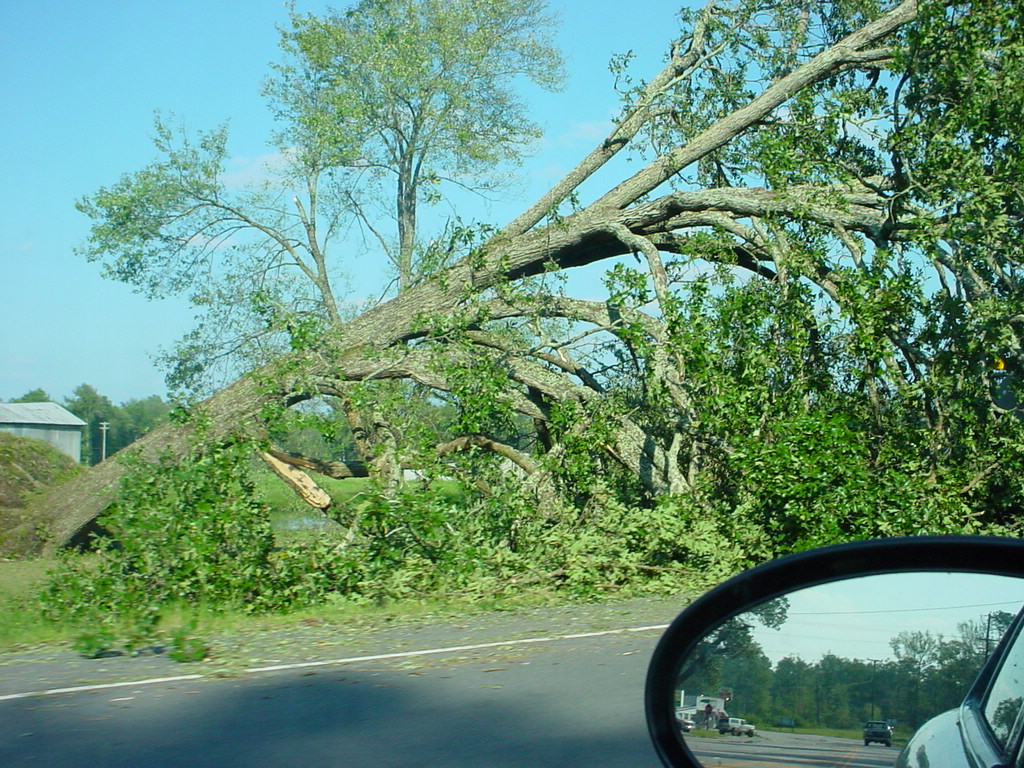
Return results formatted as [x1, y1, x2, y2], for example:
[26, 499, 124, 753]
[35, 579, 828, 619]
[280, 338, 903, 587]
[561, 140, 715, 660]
[645, 536, 1024, 768]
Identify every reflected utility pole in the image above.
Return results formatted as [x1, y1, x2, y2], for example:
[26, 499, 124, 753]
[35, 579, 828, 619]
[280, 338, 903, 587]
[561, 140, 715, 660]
[868, 659, 883, 720]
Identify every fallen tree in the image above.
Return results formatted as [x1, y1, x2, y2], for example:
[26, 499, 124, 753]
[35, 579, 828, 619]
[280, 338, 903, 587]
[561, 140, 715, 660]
[9, 0, 1024, 559]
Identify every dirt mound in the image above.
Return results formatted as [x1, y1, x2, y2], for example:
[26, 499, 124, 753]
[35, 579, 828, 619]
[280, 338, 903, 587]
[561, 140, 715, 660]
[0, 432, 81, 535]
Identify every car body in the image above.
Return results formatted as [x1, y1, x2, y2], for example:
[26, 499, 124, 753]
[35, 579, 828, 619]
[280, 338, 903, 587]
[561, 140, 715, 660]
[717, 717, 755, 736]
[896, 601, 1024, 768]
[675, 714, 695, 733]
[863, 720, 893, 746]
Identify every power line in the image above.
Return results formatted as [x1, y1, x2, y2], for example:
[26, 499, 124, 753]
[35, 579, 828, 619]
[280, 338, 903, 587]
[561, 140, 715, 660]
[786, 600, 1021, 617]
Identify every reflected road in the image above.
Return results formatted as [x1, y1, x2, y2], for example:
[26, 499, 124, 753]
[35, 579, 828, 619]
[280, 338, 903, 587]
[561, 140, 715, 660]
[685, 730, 900, 768]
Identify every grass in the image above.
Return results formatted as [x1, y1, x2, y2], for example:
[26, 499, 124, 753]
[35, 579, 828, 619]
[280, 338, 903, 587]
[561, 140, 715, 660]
[0, 553, 593, 654]
[256, 469, 468, 547]
[0, 557, 68, 648]
[153, 584, 573, 637]
[0, 471, 478, 652]
[778, 725, 908, 746]
[0, 467, 684, 654]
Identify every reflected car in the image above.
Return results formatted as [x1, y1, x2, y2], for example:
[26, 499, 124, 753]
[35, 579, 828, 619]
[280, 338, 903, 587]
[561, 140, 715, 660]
[863, 720, 893, 747]
[675, 713, 696, 733]
[717, 717, 755, 736]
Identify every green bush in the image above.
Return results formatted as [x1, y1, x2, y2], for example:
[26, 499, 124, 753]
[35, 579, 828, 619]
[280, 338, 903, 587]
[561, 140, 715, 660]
[39, 442, 728, 657]
[40, 442, 320, 653]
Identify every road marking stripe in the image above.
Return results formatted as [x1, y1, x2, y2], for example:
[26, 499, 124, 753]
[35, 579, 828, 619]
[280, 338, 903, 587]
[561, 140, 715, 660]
[247, 624, 670, 672]
[0, 623, 669, 702]
[0, 675, 203, 702]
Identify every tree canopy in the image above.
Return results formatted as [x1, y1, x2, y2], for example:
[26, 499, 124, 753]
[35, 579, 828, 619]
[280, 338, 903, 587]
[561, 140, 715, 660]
[269, 0, 564, 293]
[14, 0, 1024, 588]
[10, 388, 53, 403]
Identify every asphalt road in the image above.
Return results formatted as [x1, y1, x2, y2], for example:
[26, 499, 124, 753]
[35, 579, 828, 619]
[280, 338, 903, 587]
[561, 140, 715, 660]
[0, 598, 682, 768]
[686, 729, 901, 768]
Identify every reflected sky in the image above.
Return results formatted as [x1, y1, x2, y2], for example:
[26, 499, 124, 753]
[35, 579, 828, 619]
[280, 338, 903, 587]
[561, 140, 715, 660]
[749, 573, 1024, 663]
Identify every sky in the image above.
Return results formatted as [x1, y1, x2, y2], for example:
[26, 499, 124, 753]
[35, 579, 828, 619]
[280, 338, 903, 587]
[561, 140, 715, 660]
[0, 0, 689, 406]
[750, 572, 1024, 664]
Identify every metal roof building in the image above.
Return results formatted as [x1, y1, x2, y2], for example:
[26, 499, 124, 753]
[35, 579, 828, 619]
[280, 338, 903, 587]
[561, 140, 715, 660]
[0, 402, 86, 463]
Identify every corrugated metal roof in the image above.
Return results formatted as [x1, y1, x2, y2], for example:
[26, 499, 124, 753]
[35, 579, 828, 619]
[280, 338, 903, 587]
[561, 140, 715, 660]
[0, 402, 87, 426]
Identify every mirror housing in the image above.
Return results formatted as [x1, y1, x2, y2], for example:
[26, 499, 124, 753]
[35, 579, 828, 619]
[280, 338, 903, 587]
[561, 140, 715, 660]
[645, 535, 1024, 768]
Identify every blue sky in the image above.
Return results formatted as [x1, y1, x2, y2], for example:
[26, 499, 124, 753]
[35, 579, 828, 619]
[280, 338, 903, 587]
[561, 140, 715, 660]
[752, 573, 1024, 664]
[0, 0, 689, 405]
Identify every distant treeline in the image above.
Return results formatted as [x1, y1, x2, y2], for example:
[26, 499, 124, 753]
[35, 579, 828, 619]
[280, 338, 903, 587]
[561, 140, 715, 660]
[682, 611, 1016, 733]
[5, 385, 170, 465]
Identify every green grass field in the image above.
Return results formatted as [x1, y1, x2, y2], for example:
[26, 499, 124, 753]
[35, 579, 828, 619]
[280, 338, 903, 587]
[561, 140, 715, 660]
[775, 725, 907, 747]
[255, 471, 465, 535]
[0, 557, 67, 647]
[0, 469, 474, 650]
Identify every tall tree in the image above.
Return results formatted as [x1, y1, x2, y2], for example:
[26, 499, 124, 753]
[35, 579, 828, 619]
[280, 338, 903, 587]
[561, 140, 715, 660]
[112, 395, 171, 454]
[267, 0, 564, 294]
[64, 384, 117, 464]
[772, 656, 816, 726]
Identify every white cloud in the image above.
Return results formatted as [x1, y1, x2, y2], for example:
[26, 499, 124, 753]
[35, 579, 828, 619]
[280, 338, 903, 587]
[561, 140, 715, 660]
[218, 151, 289, 189]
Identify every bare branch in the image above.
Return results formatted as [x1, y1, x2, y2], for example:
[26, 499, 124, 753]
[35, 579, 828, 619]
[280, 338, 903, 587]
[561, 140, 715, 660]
[265, 448, 369, 480]
[594, 0, 917, 209]
[499, 0, 721, 238]
[435, 435, 538, 475]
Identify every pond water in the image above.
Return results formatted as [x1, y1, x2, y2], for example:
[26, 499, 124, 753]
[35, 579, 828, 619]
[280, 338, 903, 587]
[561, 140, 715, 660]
[271, 512, 339, 531]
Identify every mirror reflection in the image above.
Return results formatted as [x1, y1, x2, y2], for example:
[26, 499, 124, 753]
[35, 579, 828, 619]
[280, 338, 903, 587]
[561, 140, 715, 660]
[672, 573, 1024, 768]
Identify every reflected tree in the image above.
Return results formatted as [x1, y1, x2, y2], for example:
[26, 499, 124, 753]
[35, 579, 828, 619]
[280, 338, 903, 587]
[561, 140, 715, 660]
[677, 606, 1019, 732]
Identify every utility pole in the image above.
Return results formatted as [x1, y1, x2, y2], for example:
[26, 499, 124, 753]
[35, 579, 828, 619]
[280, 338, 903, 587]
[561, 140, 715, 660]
[986, 612, 994, 657]
[868, 659, 883, 720]
[982, 612, 1009, 657]
[99, 421, 109, 462]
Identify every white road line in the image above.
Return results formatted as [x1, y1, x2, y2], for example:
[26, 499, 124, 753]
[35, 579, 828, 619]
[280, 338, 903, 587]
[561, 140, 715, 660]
[247, 623, 670, 673]
[0, 674, 204, 702]
[0, 622, 669, 702]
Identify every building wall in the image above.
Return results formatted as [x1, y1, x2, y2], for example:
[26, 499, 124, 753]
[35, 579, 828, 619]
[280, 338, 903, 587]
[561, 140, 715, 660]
[0, 424, 83, 463]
